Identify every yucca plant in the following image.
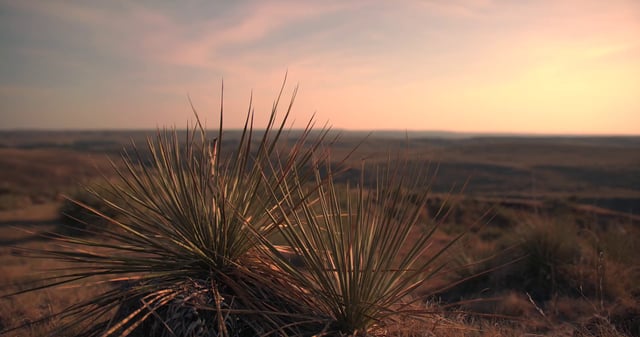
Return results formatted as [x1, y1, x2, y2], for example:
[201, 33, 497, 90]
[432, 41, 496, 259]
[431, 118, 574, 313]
[2, 83, 337, 336]
[262, 159, 464, 335]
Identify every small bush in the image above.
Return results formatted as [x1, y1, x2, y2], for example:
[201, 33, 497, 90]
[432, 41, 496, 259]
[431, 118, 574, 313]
[264, 161, 461, 335]
[0, 193, 31, 211]
[4, 84, 334, 336]
[443, 217, 584, 303]
[58, 186, 116, 236]
[489, 218, 581, 301]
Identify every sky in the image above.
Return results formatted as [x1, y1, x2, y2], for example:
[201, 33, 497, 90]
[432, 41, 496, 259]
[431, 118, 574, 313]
[1, 0, 639, 135]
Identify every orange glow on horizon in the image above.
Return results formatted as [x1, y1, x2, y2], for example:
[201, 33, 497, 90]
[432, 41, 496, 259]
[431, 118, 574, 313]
[1, 1, 638, 134]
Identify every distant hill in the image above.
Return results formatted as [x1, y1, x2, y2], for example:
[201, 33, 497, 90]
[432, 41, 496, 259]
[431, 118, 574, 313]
[1, 130, 639, 213]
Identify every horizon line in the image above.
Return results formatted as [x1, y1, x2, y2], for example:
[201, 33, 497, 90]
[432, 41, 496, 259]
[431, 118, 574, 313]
[0, 127, 639, 138]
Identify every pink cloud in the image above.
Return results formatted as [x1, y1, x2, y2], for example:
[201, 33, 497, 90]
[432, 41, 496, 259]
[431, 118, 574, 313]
[126, 1, 353, 70]
[412, 0, 495, 18]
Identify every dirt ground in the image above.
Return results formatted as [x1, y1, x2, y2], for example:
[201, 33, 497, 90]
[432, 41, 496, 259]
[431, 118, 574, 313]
[0, 203, 109, 336]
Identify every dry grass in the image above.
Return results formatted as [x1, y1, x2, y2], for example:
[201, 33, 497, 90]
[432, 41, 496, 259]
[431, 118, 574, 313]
[0, 203, 111, 336]
[1, 132, 639, 336]
[0, 148, 114, 210]
[2, 204, 639, 336]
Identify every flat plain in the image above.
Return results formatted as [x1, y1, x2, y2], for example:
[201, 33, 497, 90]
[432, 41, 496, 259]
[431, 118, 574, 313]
[1, 130, 639, 336]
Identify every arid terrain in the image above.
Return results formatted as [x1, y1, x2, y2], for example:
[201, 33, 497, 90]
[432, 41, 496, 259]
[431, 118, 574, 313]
[1, 130, 639, 336]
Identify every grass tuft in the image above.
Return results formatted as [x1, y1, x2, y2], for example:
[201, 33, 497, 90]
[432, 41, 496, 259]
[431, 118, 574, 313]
[262, 159, 463, 335]
[2, 82, 335, 336]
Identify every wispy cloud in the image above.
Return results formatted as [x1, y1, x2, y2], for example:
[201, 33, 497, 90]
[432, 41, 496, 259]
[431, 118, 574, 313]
[413, 0, 495, 18]
[1, 0, 638, 133]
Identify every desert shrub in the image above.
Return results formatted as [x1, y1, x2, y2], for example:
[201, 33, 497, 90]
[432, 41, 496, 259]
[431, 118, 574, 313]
[0, 193, 31, 211]
[477, 224, 507, 241]
[0, 185, 35, 210]
[263, 160, 463, 335]
[434, 216, 584, 304]
[2, 84, 335, 336]
[487, 205, 519, 229]
[58, 185, 117, 236]
[491, 218, 582, 301]
[3, 83, 465, 337]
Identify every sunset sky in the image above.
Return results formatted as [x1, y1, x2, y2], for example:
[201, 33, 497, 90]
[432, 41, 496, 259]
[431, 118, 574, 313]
[1, 0, 639, 134]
